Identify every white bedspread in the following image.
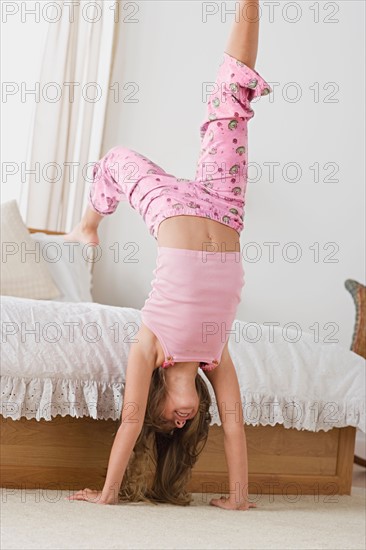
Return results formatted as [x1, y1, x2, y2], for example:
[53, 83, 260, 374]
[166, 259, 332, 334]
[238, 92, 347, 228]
[1, 296, 365, 432]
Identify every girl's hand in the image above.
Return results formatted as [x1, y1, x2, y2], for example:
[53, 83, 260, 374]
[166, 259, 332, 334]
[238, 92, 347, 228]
[209, 496, 257, 511]
[65, 488, 118, 505]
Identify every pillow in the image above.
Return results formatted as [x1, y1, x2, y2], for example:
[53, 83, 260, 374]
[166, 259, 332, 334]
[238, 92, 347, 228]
[30, 232, 94, 303]
[0, 200, 61, 300]
[345, 279, 366, 359]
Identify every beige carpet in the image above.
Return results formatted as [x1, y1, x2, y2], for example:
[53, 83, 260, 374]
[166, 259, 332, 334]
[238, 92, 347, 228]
[1, 481, 365, 550]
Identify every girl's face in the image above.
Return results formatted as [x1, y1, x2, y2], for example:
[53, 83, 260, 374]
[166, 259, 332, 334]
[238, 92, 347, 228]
[159, 389, 199, 429]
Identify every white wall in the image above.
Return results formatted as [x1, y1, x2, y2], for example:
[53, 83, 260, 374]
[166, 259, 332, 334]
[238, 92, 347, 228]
[94, 0, 365, 349]
[2, 1, 365, 350]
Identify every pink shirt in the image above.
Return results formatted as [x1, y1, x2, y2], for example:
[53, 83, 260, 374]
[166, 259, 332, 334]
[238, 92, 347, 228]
[141, 246, 244, 371]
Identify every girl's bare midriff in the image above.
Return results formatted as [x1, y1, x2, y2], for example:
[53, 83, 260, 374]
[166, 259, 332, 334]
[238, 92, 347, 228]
[157, 215, 241, 253]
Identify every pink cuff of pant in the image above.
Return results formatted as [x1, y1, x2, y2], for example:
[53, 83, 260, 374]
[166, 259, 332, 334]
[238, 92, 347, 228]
[220, 51, 272, 102]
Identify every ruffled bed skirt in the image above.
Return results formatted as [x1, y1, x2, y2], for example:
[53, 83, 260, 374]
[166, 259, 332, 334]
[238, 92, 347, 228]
[1, 375, 364, 433]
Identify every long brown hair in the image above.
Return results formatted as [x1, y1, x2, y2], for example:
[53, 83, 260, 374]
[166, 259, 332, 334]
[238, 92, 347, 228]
[118, 366, 212, 506]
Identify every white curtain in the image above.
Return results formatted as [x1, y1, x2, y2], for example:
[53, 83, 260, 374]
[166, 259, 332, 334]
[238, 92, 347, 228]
[21, 0, 118, 232]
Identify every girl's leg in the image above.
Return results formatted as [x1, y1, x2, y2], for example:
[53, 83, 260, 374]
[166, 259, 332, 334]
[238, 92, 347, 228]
[225, 0, 259, 69]
[63, 206, 103, 246]
[65, 144, 171, 245]
[65, 145, 132, 246]
[194, 0, 271, 233]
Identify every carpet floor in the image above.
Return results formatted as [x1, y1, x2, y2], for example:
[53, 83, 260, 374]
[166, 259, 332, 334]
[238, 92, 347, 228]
[1, 482, 365, 550]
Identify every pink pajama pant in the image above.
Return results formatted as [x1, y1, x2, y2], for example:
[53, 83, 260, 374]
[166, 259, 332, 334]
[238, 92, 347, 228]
[88, 52, 272, 239]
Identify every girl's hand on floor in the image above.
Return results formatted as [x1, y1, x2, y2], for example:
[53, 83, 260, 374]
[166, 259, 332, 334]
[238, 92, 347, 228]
[209, 496, 257, 511]
[65, 488, 118, 505]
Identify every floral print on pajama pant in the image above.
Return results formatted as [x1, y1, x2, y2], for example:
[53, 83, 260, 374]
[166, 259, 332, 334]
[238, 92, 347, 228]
[88, 52, 272, 239]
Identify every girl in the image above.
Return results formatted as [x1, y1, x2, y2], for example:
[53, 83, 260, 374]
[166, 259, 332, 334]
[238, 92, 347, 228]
[65, 0, 271, 511]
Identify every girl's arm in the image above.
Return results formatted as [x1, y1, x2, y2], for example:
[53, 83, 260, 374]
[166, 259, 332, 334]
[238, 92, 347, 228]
[225, 0, 260, 69]
[67, 339, 156, 505]
[204, 342, 255, 511]
[100, 342, 155, 502]
[203, 2, 262, 511]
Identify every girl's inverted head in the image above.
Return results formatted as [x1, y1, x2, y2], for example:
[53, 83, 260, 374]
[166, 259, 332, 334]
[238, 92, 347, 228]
[118, 365, 212, 505]
[157, 361, 201, 431]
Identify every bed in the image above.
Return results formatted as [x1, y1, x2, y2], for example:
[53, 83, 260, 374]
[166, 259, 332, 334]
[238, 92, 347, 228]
[1, 205, 365, 497]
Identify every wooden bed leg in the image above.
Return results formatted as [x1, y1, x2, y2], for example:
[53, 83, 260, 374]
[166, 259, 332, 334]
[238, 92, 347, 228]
[336, 427, 357, 494]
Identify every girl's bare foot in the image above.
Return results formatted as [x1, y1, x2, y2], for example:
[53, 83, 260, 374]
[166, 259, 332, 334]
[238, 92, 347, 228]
[63, 221, 100, 247]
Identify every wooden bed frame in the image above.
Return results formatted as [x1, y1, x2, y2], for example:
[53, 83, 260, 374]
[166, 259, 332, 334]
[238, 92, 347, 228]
[0, 228, 360, 496]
